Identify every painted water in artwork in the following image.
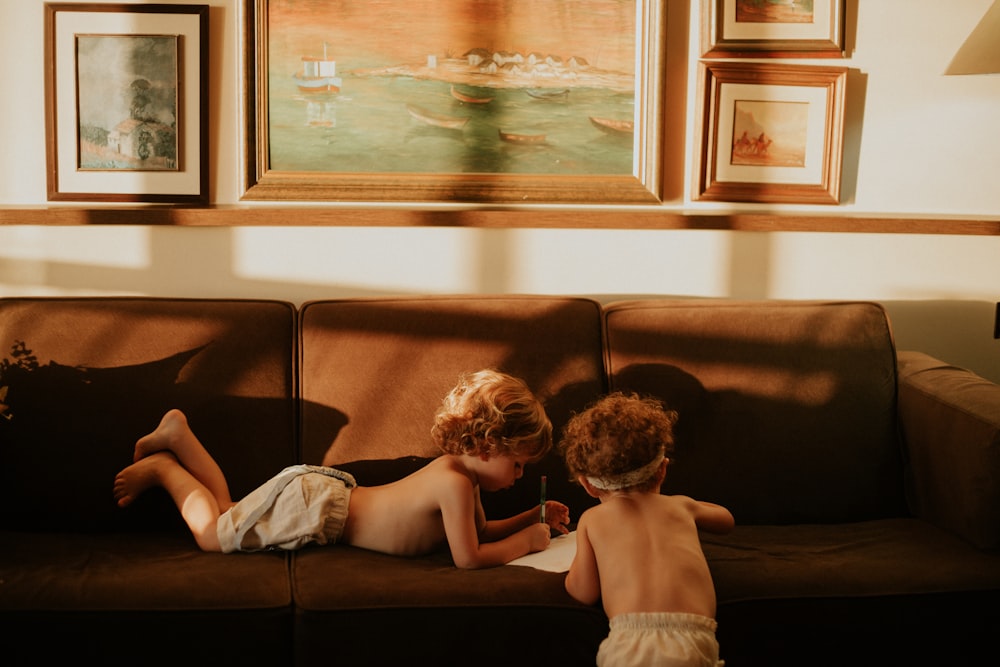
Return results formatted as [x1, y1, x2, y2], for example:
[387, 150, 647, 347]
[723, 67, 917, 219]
[736, 0, 814, 24]
[76, 35, 179, 171]
[266, 0, 638, 175]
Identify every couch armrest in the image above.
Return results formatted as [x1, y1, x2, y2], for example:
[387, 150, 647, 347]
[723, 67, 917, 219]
[897, 351, 1000, 550]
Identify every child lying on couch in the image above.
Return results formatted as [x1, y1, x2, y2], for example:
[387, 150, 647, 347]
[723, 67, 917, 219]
[113, 369, 570, 569]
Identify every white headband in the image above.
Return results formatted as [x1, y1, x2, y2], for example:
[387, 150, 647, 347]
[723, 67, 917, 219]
[586, 454, 665, 491]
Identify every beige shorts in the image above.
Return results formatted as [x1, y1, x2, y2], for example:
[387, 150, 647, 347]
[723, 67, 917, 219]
[597, 612, 724, 667]
[217, 465, 356, 553]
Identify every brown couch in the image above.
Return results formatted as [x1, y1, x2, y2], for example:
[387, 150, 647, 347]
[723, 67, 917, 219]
[1, 296, 998, 666]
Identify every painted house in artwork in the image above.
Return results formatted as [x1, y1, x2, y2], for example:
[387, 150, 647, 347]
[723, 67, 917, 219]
[108, 118, 176, 165]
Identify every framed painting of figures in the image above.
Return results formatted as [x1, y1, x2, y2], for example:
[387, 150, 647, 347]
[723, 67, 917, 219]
[695, 61, 847, 204]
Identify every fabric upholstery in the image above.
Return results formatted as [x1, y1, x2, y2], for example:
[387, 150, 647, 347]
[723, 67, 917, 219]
[703, 520, 1000, 603]
[603, 300, 905, 525]
[0, 297, 298, 665]
[3, 295, 998, 666]
[292, 544, 606, 666]
[0, 297, 298, 532]
[897, 350, 1000, 549]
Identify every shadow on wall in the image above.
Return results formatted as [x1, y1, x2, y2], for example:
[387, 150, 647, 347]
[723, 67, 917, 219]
[881, 300, 1000, 383]
[1, 227, 400, 302]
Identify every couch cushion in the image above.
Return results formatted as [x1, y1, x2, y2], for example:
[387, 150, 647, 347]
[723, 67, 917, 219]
[603, 299, 905, 524]
[0, 531, 292, 664]
[0, 298, 298, 532]
[298, 296, 607, 519]
[704, 520, 1000, 604]
[706, 519, 1000, 665]
[0, 531, 291, 611]
[291, 545, 607, 666]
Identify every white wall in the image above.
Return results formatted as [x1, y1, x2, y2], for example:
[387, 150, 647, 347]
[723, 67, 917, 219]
[1, 0, 999, 382]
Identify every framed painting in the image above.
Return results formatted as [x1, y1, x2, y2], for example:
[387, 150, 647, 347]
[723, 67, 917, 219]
[695, 62, 847, 205]
[44, 3, 208, 203]
[242, 0, 665, 204]
[701, 0, 845, 58]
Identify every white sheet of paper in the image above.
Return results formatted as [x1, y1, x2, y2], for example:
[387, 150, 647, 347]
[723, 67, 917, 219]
[506, 531, 577, 572]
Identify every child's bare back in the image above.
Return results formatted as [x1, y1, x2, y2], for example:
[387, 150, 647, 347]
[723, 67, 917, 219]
[558, 391, 735, 666]
[342, 457, 470, 556]
[571, 491, 732, 619]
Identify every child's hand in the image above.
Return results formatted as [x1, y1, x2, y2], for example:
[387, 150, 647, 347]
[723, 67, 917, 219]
[543, 500, 571, 535]
[527, 522, 552, 552]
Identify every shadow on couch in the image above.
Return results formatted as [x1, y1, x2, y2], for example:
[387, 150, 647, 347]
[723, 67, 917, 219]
[0, 343, 306, 534]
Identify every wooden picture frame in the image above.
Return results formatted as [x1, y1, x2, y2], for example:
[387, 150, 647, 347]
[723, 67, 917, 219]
[701, 0, 845, 58]
[44, 3, 209, 203]
[241, 0, 665, 204]
[695, 61, 847, 205]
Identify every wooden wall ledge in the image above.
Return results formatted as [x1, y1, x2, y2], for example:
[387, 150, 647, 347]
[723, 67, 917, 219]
[1, 206, 998, 235]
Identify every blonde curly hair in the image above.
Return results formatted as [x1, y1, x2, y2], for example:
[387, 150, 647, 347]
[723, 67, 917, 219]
[431, 369, 552, 461]
[559, 392, 677, 491]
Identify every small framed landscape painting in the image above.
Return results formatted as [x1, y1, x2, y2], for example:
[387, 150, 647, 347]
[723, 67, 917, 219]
[44, 3, 208, 202]
[701, 0, 846, 58]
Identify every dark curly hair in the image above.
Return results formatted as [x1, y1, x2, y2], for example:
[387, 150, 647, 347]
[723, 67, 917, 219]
[431, 369, 552, 461]
[559, 392, 677, 490]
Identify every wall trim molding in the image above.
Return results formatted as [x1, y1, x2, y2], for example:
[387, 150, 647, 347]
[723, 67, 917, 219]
[1, 207, 998, 235]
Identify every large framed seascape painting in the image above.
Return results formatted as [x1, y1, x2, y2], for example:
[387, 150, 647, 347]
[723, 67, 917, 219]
[695, 62, 847, 205]
[242, 0, 665, 203]
[44, 3, 209, 203]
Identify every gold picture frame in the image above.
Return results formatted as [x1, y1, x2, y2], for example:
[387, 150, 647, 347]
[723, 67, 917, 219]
[241, 0, 665, 204]
[701, 0, 846, 58]
[695, 61, 847, 205]
[44, 3, 209, 203]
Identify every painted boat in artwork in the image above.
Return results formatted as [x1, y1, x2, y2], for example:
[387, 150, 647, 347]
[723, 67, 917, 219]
[525, 88, 570, 100]
[450, 85, 494, 104]
[294, 43, 342, 94]
[589, 116, 634, 135]
[498, 129, 546, 144]
[405, 104, 469, 129]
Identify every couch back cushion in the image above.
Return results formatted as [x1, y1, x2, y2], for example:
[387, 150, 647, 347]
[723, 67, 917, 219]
[298, 296, 606, 519]
[603, 300, 906, 525]
[0, 298, 297, 532]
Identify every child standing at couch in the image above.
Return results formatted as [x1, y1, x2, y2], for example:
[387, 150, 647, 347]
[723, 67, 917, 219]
[558, 392, 734, 667]
[113, 369, 570, 568]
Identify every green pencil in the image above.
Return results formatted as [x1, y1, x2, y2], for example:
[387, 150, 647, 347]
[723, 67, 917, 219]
[540, 475, 547, 523]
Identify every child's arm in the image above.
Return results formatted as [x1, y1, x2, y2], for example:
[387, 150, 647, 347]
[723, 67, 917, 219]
[438, 473, 551, 569]
[693, 499, 735, 534]
[480, 500, 570, 542]
[564, 515, 601, 605]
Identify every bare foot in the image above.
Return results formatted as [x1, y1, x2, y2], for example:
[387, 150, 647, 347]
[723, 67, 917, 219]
[114, 451, 177, 508]
[134, 408, 189, 462]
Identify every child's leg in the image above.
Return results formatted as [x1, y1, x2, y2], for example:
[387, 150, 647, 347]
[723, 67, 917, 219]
[114, 451, 223, 551]
[133, 409, 233, 511]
